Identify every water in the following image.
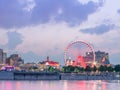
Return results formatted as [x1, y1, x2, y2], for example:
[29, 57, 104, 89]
[0, 80, 120, 90]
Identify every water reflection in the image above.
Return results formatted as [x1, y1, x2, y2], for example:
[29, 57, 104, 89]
[0, 80, 120, 90]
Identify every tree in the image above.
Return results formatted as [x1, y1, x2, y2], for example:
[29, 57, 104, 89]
[92, 65, 97, 72]
[48, 66, 54, 72]
[114, 64, 120, 72]
[98, 65, 107, 72]
[107, 66, 114, 72]
[85, 65, 92, 72]
[67, 65, 75, 73]
[29, 66, 38, 71]
[74, 66, 79, 73]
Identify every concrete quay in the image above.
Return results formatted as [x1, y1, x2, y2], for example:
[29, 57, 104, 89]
[14, 72, 60, 80]
[61, 72, 120, 80]
[0, 71, 120, 80]
[0, 71, 60, 80]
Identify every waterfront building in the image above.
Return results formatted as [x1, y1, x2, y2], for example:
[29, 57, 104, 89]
[81, 51, 110, 65]
[65, 51, 110, 67]
[6, 54, 24, 66]
[84, 51, 110, 65]
[0, 49, 3, 63]
[19, 62, 39, 71]
[95, 51, 110, 65]
[38, 56, 59, 70]
[0, 49, 7, 64]
[1, 66, 15, 71]
[3, 52, 7, 64]
[66, 58, 73, 66]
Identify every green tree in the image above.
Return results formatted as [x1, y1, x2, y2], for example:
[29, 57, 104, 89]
[114, 64, 120, 72]
[48, 66, 54, 72]
[78, 67, 84, 72]
[29, 66, 38, 71]
[107, 66, 114, 72]
[67, 65, 75, 73]
[92, 65, 97, 72]
[62, 66, 68, 73]
[74, 66, 79, 73]
[61, 66, 65, 72]
[85, 65, 92, 72]
[98, 65, 107, 72]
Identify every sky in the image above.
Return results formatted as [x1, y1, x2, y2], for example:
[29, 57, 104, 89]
[0, 0, 120, 65]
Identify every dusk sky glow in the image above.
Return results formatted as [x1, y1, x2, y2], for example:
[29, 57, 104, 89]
[0, 0, 120, 64]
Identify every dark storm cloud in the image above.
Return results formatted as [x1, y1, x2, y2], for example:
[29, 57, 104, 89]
[5, 31, 23, 49]
[80, 24, 115, 35]
[0, 0, 104, 28]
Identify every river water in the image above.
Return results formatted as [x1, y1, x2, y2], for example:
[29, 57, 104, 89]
[0, 80, 120, 90]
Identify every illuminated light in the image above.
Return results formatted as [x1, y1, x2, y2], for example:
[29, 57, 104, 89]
[64, 40, 95, 68]
[46, 62, 49, 66]
[6, 82, 12, 90]
[93, 61, 97, 65]
[75, 55, 86, 68]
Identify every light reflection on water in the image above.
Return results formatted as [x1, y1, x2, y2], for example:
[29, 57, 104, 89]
[0, 80, 120, 90]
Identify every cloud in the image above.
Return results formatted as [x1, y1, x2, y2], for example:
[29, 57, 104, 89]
[78, 0, 104, 5]
[11, 21, 119, 64]
[0, 0, 103, 28]
[0, 0, 29, 28]
[80, 24, 115, 35]
[31, 0, 103, 26]
[118, 9, 120, 14]
[0, 21, 120, 64]
[16, 22, 78, 55]
[5, 31, 23, 50]
[18, 0, 36, 12]
[0, 29, 8, 46]
[0, 0, 120, 64]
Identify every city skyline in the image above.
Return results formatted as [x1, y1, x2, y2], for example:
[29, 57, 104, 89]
[0, 0, 120, 64]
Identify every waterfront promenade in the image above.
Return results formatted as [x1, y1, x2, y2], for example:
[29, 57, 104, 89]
[0, 71, 120, 80]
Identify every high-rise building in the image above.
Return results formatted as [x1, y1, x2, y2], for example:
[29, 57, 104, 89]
[85, 51, 110, 65]
[0, 49, 7, 64]
[95, 51, 110, 65]
[6, 54, 24, 66]
[0, 49, 3, 63]
[3, 52, 7, 64]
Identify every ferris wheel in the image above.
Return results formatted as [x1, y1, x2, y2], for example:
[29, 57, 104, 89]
[64, 40, 95, 68]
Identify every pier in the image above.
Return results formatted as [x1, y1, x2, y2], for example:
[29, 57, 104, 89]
[0, 71, 120, 80]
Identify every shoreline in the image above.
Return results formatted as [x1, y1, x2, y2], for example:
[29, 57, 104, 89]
[0, 71, 120, 80]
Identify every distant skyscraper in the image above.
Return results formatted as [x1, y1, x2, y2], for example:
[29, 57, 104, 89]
[95, 51, 110, 65]
[84, 51, 110, 65]
[0, 49, 7, 64]
[0, 49, 3, 63]
[3, 52, 7, 64]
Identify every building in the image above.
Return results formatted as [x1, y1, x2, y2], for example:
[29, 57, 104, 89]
[65, 51, 110, 67]
[6, 54, 24, 66]
[0, 49, 7, 64]
[84, 51, 110, 65]
[65, 58, 73, 66]
[38, 56, 59, 70]
[95, 51, 110, 65]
